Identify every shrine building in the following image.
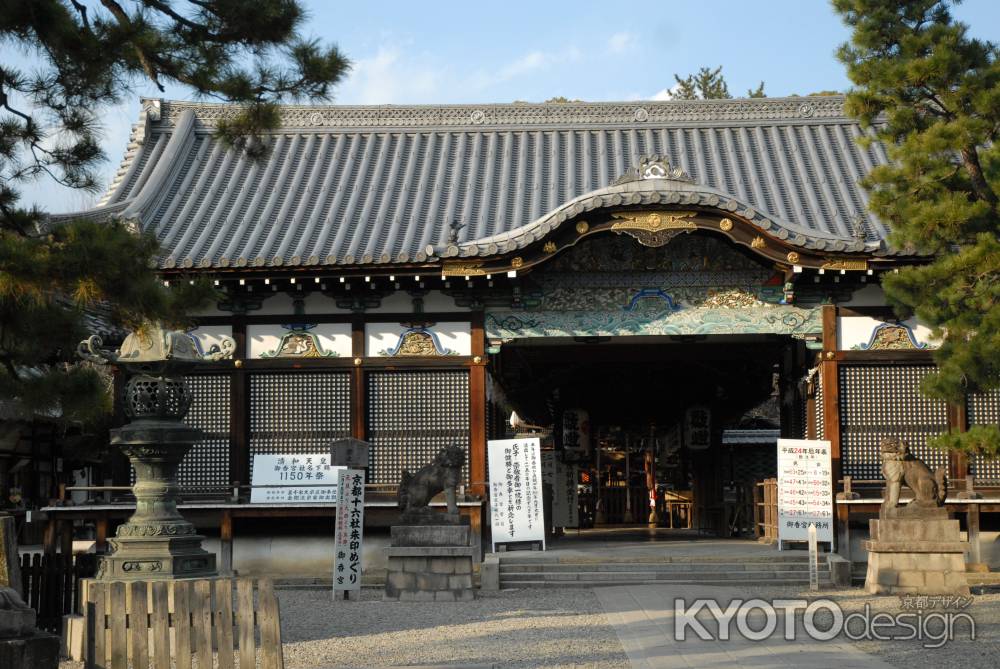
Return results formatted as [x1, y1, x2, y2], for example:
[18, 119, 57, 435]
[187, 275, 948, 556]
[38, 95, 1000, 573]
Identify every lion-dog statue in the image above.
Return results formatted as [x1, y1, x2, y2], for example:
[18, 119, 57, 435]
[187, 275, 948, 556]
[397, 445, 466, 524]
[880, 436, 947, 518]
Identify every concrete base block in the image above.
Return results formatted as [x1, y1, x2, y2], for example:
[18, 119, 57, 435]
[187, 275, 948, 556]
[0, 632, 60, 669]
[60, 614, 84, 661]
[828, 553, 851, 588]
[384, 539, 476, 602]
[480, 556, 499, 591]
[865, 520, 970, 595]
[391, 525, 470, 547]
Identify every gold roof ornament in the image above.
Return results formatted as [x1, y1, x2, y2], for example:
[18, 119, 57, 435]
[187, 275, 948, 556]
[610, 211, 698, 247]
[751, 236, 766, 249]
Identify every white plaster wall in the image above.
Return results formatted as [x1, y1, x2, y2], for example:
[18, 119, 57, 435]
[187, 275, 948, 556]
[837, 316, 938, 350]
[365, 322, 471, 357]
[188, 325, 233, 356]
[247, 323, 352, 358]
[254, 291, 351, 316]
[839, 284, 887, 307]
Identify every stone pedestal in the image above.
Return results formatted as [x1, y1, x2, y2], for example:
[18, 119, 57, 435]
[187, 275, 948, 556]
[385, 525, 475, 602]
[865, 518, 969, 595]
[0, 632, 60, 668]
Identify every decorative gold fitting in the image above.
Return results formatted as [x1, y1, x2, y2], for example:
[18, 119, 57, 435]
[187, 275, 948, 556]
[786, 252, 800, 263]
[234, 359, 243, 368]
[820, 259, 868, 271]
[575, 221, 590, 234]
[511, 257, 524, 269]
[825, 351, 834, 360]
[543, 241, 557, 253]
[719, 218, 733, 231]
[353, 357, 363, 366]
[751, 236, 766, 249]
[472, 355, 482, 364]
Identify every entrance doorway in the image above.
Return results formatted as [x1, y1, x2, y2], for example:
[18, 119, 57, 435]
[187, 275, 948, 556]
[488, 335, 806, 537]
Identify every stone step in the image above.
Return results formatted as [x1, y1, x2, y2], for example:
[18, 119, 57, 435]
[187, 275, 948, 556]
[500, 569, 827, 583]
[499, 562, 825, 574]
[499, 578, 834, 589]
[495, 555, 814, 566]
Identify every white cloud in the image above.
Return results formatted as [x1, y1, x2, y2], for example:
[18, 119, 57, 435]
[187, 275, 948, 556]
[337, 46, 442, 105]
[467, 46, 583, 92]
[650, 83, 684, 101]
[607, 32, 638, 54]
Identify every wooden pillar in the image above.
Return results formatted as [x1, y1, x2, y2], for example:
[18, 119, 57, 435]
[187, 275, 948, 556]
[350, 318, 367, 443]
[220, 510, 234, 575]
[821, 305, 845, 552]
[468, 312, 487, 498]
[230, 316, 249, 491]
[948, 400, 969, 481]
[95, 517, 108, 553]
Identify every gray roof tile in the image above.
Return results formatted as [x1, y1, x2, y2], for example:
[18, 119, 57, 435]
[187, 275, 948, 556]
[71, 96, 896, 269]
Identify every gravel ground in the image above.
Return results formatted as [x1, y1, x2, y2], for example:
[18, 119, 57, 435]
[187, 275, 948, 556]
[279, 587, 628, 669]
[746, 584, 1000, 668]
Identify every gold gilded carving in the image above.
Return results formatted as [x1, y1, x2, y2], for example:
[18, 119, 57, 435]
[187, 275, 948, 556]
[820, 259, 868, 271]
[395, 331, 439, 356]
[719, 218, 733, 231]
[442, 261, 487, 277]
[511, 257, 524, 269]
[261, 331, 336, 358]
[701, 289, 762, 308]
[575, 221, 590, 234]
[543, 241, 557, 253]
[786, 252, 800, 264]
[751, 236, 766, 249]
[610, 211, 698, 248]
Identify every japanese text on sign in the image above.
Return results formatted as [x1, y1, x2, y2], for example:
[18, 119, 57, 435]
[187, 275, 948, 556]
[541, 451, 579, 529]
[333, 468, 365, 592]
[488, 438, 546, 551]
[250, 453, 343, 503]
[777, 438, 833, 543]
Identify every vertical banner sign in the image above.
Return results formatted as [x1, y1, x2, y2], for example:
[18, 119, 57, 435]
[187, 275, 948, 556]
[777, 438, 833, 543]
[488, 438, 546, 551]
[541, 452, 580, 529]
[333, 468, 365, 594]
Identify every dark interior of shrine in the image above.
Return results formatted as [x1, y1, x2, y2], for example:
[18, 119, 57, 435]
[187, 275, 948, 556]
[490, 335, 806, 534]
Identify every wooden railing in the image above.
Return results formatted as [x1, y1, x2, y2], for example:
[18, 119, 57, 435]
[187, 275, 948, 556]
[754, 478, 778, 544]
[84, 577, 283, 669]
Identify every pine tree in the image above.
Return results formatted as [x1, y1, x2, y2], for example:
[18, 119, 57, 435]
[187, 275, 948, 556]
[671, 66, 765, 100]
[0, 1, 349, 424]
[834, 0, 1000, 456]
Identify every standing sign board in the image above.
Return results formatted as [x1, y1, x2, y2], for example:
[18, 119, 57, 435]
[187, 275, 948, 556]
[488, 438, 546, 551]
[776, 438, 833, 544]
[333, 468, 365, 595]
[250, 453, 342, 503]
[541, 452, 579, 528]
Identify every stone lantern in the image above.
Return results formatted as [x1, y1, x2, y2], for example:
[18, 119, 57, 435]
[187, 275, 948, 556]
[79, 325, 234, 580]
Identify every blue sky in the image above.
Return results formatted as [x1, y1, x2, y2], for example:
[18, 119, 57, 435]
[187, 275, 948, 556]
[8, 0, 1000, 212]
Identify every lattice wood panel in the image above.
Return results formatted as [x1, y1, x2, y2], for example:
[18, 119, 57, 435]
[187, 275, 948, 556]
[839, 365, 949, 480]
[367, 371, 470, 485]
[178, 374, 230, 486]
[249, 372, 351, 455]
[968, 387, 1000, 483]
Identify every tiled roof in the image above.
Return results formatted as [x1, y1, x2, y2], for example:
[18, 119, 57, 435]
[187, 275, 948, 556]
[68, 96, 895, 269]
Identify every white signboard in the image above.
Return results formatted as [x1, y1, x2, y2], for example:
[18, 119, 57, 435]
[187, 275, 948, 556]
[777, 438, 833, 543]
[488, 438, 546, 551]
[250, 453, 342, 503]
[333, 468, 365, 592]
[541, 452, 579, 528]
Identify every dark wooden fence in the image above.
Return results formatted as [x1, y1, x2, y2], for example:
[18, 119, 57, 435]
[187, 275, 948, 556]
[19, 552, 97, 632]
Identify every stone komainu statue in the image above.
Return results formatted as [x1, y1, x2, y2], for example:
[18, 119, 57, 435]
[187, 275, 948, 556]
[397, 445, 466, 523]
[880, 436, 947, 518]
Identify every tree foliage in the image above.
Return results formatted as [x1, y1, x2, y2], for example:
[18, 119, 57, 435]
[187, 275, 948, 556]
[834, 0, 1000, 457]
[671, 66, 766, 99]
[0, 1, 349, 425]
